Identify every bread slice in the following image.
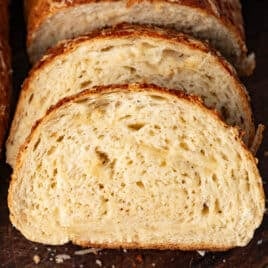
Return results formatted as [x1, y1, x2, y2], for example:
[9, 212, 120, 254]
[8, 84, 264, 248]
[6, 24, 254, 167]
[25, 0, 255, 75]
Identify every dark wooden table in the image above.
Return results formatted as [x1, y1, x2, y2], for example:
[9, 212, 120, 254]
[0, 1, 267, 267]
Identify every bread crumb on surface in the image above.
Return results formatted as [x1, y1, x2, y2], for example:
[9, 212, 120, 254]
[123, 248, 127, 253]
[111, 265, 115, 268]
[257, 239, 263, 245]
[74, 248, 102, 255]
[223, 259, 226, 263]
[264, 151, 268, 157]
[152, 263, 156, 267]
[197, 250, 206, 256]
[55, 254, 71, 263]
[33, 255, 40, 264]
[96, 259, 102, 267]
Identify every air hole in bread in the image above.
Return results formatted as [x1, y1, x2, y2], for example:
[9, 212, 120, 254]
[221, 153, 228, 161]
[123, 66, 136, 74]
[33, 138, 41, 151]
[205, 74, 214, 81]
[160, 160, 166, 167]
[162, 48, 184, 59]
[136, 181, 145, 189]
[56, 136, 64, 142]
[95, 148, 110, 164]
[98, 134, 104, 140]
[212, 174, 217, 182]
[28, 93, 34, 103]
[127, 160, 133, 166]
[140, 42, 155, 50]
[214, 199, 222, 214]
[127, 123, 145, 131]
[149, 130, 155, 136]
[149, 95, 167, 101]
[53, 168, 58, 176]
[141, 170, 146, 175]
[80, 80, 92, 88]
[180, 142, 189, 151]
[51, 181, 56, 189]
[100, 46, 114, 52]
[47, 146, 56, 156]
[246, 183, 250, 192]
[119, 114, 131, 120]
[202, 203, 209, 215]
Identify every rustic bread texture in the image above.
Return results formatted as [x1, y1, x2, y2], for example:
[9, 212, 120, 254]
[6, 24, 254, 167]
[8, 84, 264, 248]
[0, 0, 11, 156]
[24, 0, 254, 75]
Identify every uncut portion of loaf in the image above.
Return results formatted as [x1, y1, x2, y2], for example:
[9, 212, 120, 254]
[6, 24, 254, 167]
[8, 84, 264, 248]
[25, 0, 254, 75]
[0, 0, 11, 155]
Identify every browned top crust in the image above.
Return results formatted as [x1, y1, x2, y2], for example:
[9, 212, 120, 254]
[0, 0, 11, 155]
[25, 0, 247, 57]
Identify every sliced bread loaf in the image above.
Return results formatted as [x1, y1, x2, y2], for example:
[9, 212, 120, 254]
[25, 0, 254, 75]
[8, 84, 265, 248]
[6, 24, 254, 167]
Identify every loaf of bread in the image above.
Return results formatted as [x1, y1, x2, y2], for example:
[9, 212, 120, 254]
[8, 84, 264, 248]
[0, 0, 11, 156]
[25, 0, 254, 75]
[6, 24, 254, 167]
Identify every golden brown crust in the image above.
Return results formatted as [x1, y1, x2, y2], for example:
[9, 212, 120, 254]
[73, 239, 232, 251]
[12, 83, 264, 249]
[19, 23, 255, 145]
[0, 0, 11, 155]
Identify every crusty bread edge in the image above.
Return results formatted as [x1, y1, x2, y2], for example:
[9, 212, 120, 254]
[9, 83, 265, 249]
[74, 240, 233, 251]
[9, 23, 255, 153]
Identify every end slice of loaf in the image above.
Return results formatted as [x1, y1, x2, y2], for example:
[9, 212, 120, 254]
[8, 84, 264, 248]
[6, 24, 254, 167]
[25, 0, 254, 75]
